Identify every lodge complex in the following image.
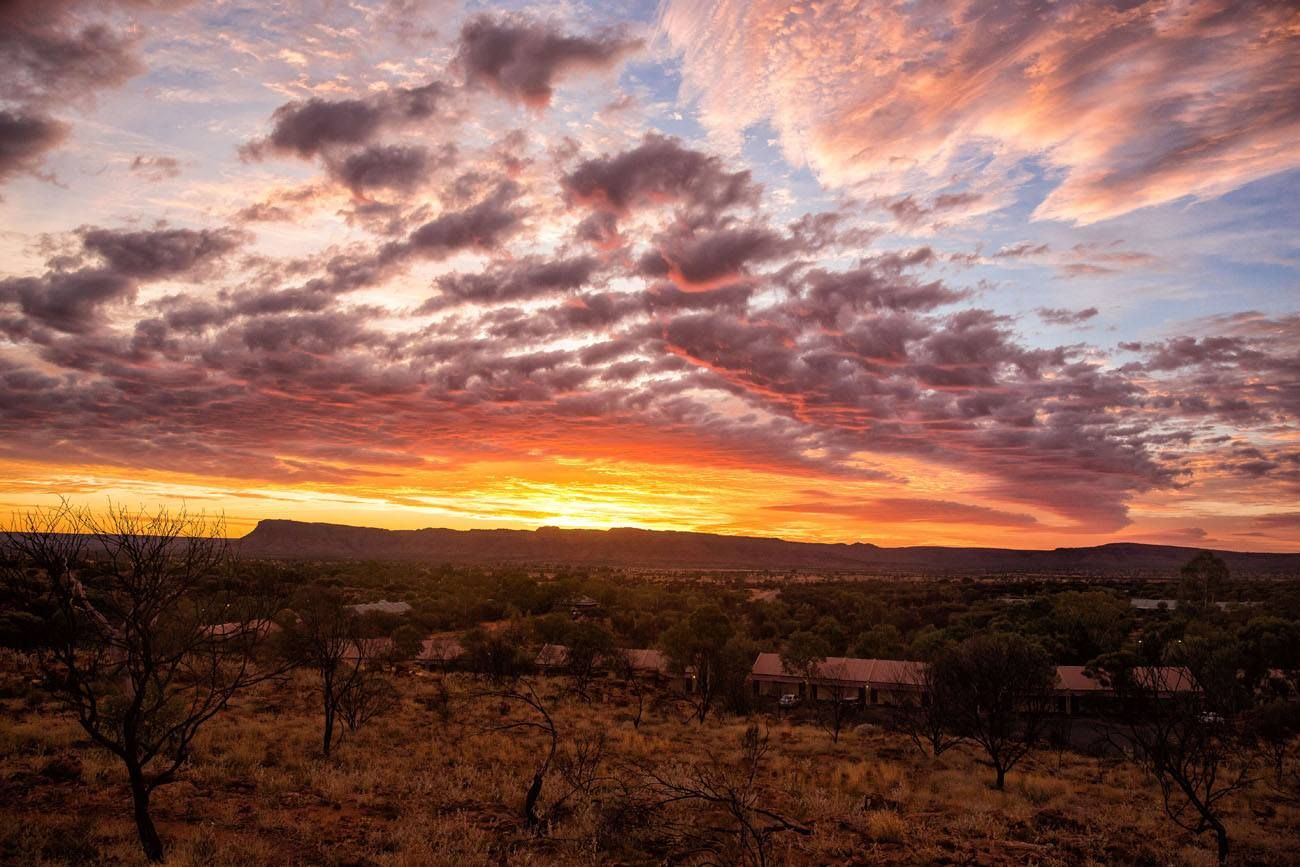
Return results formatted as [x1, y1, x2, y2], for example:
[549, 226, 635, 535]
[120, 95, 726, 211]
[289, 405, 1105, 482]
[408, 640, 1197, 716]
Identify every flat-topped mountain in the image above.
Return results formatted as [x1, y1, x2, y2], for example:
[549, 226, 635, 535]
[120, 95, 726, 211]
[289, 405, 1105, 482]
[238, 520, 1300, 576]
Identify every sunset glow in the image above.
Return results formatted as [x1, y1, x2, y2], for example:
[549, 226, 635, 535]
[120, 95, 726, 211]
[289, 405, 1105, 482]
[1, 0, 1297, 550]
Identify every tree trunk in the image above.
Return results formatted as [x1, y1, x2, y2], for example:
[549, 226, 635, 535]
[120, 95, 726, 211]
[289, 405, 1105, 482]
[129, 771, 164, 863]
[1213, 820, 1229, 866]
[994, 765, 1006, 790]
[322, 699, 335, 757]
[524, 769, 544, 829]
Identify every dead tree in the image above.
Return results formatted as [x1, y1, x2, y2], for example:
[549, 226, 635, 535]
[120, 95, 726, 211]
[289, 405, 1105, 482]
[1, 502, 283, 863]
[335, 643, 398, 735]
[891, 661, 965, 758]
[617, 724, 811, 866]
[1100, 658, 1253, 866]
[477, 679, 560, 831]
[613, 650, 648, 730]
[815, 659, 858, 744]
[281, 590, 380, 757]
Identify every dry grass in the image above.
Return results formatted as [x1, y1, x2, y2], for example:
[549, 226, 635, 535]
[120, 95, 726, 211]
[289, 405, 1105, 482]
[0, 668, 1296, 865]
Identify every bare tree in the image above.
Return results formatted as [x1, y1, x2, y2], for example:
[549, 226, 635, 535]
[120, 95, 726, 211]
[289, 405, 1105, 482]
[1099, 656, 1252, 866]
[935, 633, 1056, 789]
[281, 589, 386, 756]
[1, 502, 283, 863]
[336, 643, 399, 735]
[612, 650, 648, 730]
[815, 659, 858, 744]
[891, 661, 965, 758]
[614, 724, 810, 866]
[477, 679, 560, 831]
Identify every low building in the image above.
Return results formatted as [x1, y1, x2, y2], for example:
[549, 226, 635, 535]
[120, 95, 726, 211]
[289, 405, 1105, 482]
[752, 652, 1196, 715]
[750, 653, 924, 705]
[535, 643, 571, 671]
[416, 635, 464, 669]
[567, 595, 604, 619]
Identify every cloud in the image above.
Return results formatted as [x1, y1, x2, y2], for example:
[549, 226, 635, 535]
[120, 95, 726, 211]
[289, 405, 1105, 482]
[78, 226, 244, 279]
[329, 143, 456, 196]
[0, 109, 67, 184]
[563, 134, 760, 218]
[1037, 307, 1099, 326]
[456, 14, 641, 108]
[423, 255, 599, 310]
[766, 496, 1039, 528]
[0, 0, 173, 187]
[0, 225, 243, 333]
[242, 81, 451, 161]
[129, 154, 181, 181]
[660, 0, 1300, 224]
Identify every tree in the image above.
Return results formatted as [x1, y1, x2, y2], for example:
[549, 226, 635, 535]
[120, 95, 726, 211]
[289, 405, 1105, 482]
[475, 679, 561, 831]
[1179, 551, 1229, 611]
[615, 724, 810, 866]
[1050, 590, 1130, 663]
[780, 630, 829, 703]
[661, 605, 736, 723]
[462, 623, 531, 681]
[1, 502, 283, 862]
[934, 633, 1056, 789]
[281, 589, 391, 756]
[565, 620, 616, 697]
[814, 658, 858, 743]
[891, 660, 965, 758]
[1096, 653, 1250, 866]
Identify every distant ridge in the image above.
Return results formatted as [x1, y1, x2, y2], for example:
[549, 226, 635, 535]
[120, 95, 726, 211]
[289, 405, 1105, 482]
[238, 520, 1300, 576]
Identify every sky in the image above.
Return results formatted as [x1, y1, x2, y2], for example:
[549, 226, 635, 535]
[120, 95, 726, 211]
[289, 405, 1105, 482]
[0, 0, 1297, 551]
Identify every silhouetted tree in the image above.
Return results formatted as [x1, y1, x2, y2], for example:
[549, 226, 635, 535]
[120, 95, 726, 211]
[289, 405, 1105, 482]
[661, 605, 736, 723]
[935, 633, 1056, 789]
[892, 660, 965, 758]
[1, 502, 282, 862]
[1096, 652, 1250, 866]
[1179, 551, 1229, 611]
[281, 589, 380, 756]
[565, 620, 615, 697]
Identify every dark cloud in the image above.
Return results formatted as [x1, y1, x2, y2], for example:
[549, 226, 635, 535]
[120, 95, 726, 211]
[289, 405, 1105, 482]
[0, 0, 172, 187]
[0, 109, 67, 183]
[647, 225, 789, 289]
[563, 134, 760, 217]
[457, 15, 641, 108]
[329, 143, 456, 195]
[79, 226, 244, 279]
[423, 255, 599, 310]
[0, 225, 244, 333]
[397, 182, 525, 260]
[1, 269, 136, 333]
[243, 81, 452, 160]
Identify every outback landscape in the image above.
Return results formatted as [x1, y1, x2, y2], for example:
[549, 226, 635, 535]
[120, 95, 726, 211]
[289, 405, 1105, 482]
[2, 507, 1299, 865]
[2, 0, 1299, 864]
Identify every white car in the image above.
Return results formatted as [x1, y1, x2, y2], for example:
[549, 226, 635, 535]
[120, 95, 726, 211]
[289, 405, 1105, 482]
[778, 694, 801, 709]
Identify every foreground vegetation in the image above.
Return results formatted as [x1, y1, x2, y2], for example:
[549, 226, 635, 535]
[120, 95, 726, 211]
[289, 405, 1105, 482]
[2, 664, 1298, 866]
